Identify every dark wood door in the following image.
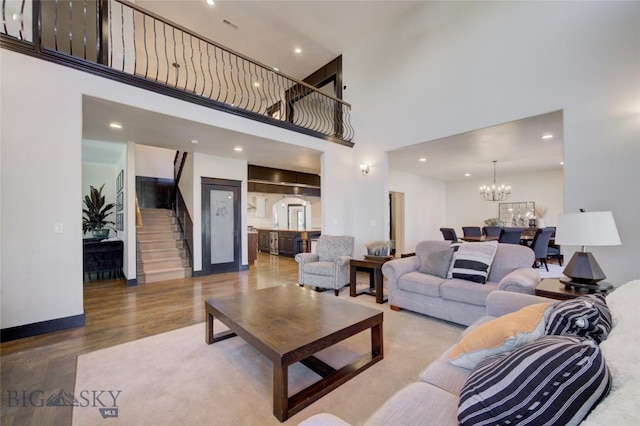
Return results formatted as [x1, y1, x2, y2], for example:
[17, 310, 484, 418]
[201, 178, 241, 274]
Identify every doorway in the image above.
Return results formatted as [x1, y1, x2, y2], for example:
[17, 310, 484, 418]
[389, 191, 405, 256]
[201, 178, 241, 274]
[288, 204, 306, 230]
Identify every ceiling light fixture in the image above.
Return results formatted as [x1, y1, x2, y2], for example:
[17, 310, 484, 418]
[465, 173, 471, 177]
[109, 123, 122, 129]
[294, 48, 302, 54]
[234, 147, 242, 152]
[360, 164, 370, 175]
[542, 134, 554, 139]
[207, 0, 215, 6]
[419, 158, 426, 162]
[480, 160, 511, 202]
[191, 139, 199, 144]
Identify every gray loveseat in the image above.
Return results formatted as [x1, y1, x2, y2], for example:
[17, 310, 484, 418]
[382, 240, 540, 326]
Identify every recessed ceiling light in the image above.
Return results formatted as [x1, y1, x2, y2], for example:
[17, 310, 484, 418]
[560, 161, 564, 165]
[206, 0, 214, 6]
[109, 123, 122, 129]
[465, 173, 471, 177]
[419, 158, 426, 162]
[234, 147, 243, 152]
[542, 134, 554, 139]
[294, 48, 302, 54]
[191, 139, 199, 144]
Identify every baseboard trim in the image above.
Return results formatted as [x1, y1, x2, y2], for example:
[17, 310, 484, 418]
[0, 313, 86, 342]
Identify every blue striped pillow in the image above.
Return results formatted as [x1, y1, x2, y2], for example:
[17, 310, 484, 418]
[458, 335, 611, 426]
[545, 294, 612, 343]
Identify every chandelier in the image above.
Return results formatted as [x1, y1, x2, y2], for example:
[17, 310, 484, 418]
[480, 161, 511, 201]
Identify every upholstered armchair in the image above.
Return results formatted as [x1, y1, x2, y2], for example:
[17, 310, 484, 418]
[294, 235, 355, 296]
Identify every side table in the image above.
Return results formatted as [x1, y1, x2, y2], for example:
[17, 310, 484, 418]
[349, 257, 390, 304]
[535, 278, 612, 300]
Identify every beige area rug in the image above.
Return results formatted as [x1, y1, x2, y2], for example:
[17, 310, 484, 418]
[73, 287, 464, 426]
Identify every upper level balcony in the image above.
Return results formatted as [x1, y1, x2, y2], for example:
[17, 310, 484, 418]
[1, 0, 354, 146]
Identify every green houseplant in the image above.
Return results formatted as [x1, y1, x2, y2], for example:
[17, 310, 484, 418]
[82, 184, 116, 239]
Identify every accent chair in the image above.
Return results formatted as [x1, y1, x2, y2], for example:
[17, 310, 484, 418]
[545, 226, 563, 266]
[294, 235, 355, 295]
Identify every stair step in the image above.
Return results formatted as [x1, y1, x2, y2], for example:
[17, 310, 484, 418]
[139, 223, 179, 233]
[140, 208, 173, 217]
[137, 231, 181, 242]
[137, 267, 186, 284]
[138, 248, 181, 261]
[138, 240, 180, 250]
[140, 216, 176, 226]
[137, 257, 184, 272]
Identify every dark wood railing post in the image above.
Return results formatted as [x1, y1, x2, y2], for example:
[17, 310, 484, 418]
[97, 0, 109, 65]
[32, 0, 41, 52]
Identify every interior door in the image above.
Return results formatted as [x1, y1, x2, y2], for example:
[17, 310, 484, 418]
[202, 178, 241, 274]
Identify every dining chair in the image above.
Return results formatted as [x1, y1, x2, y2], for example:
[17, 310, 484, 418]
[462, 226, 482, 238]
[482, 226, 502, 238]
[545, 226, 562, 266]
[439, 228, 459, 242]
[498, 227, 524, 244]
[529, 227, 556, 271]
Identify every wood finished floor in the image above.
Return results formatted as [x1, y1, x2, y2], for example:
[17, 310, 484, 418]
[0, 253, 299, 426]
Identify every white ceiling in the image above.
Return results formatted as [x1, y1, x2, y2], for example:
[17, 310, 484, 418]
[83, 0, 564, 181]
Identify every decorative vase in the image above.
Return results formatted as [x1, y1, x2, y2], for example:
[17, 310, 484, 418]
[92, 229, 110, 239]
[537, 218, 546, 228]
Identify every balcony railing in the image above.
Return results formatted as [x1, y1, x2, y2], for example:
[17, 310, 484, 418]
[1, 0, 354, 145]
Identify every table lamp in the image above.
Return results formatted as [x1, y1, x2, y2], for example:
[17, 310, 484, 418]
[554, 211, 621, 289]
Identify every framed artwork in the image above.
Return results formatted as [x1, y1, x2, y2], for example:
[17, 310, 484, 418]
[116, 213, 124, 231]
[116, 191, 124, 212]
[499, 201, 535, 227]
[116, 169, 124, 192]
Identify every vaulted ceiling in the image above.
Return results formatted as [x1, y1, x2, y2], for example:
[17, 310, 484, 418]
[83, 0, 563, 181]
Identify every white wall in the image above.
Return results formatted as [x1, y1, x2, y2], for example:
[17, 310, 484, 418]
[388, 169, 446, 253]
[445, 169, 564, 232]
[345, 1, 640, 284]
[1, 49, 351, 330]
[135, 144, 175, 179]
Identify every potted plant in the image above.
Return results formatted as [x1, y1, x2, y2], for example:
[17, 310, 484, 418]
[82, 184, 116, 239]
[484, 217, 501, 227]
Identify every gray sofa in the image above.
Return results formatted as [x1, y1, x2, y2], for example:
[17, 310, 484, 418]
[382, 240, 540, 326]
[299, 282, 640, 425]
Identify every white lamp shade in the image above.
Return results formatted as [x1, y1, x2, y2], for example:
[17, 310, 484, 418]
[555, 211, 621, 247]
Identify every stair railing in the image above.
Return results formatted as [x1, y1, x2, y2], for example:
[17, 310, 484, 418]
[1, 0, 354, 145]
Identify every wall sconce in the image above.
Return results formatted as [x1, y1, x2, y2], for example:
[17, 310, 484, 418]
[360, 163, 370, 175]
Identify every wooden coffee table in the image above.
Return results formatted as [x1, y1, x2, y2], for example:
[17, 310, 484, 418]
[205, 285, 384, 422]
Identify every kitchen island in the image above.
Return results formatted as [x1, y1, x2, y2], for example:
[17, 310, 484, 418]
[256, 229, 321, 258]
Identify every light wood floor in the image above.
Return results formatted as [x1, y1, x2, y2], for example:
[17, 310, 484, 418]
[0, 253, 300, 426]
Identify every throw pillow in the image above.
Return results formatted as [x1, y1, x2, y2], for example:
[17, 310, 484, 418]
[448, 302, 553, 369]
[458, 335, 611, 426]
[448, 241, 498, 284]
[545, 294, 612, 344]
[418, 248, 454, 278]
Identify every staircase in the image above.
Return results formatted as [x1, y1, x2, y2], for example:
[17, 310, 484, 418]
[137, 208, 191, 284]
